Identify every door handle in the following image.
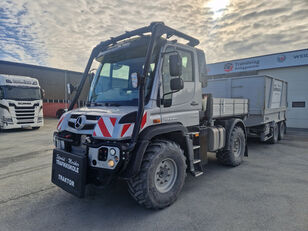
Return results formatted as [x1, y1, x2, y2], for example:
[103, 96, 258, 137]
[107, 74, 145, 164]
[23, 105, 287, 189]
[191, 101, 198, 106]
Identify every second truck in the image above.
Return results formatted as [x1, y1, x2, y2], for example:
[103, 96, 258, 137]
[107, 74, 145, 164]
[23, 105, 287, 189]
[52, 22, 286, 209]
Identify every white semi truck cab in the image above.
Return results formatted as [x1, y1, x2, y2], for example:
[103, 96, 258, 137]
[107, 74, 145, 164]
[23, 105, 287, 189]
[0, 75, 44, 130]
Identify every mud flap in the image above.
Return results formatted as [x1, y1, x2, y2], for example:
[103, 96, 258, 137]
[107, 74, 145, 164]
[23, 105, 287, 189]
[51, 149, 87, 198]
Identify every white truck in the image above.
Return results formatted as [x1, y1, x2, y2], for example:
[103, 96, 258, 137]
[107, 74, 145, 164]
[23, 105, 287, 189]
[0, 74, 44, 130]
[51, 22, 285, 209]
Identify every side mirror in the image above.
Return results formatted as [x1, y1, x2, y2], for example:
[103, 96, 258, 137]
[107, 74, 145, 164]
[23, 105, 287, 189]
[169, 54, 182, 77]
[40, 89, 45, 99]
[67, 83, 75, 95]
[170, 77, 184, 91]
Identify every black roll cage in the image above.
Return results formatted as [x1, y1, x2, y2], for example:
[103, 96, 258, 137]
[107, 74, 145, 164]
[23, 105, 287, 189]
[69, 22, 199, 151]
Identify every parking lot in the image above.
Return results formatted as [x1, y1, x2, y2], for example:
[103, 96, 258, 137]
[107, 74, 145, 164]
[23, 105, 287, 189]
[0, 118, 307, 231]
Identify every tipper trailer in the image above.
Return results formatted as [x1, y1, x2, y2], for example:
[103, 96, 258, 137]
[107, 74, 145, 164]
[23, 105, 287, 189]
[51, 22, 284, 209]
[0, 74, 44, 130]
[204, 75, 288, 143]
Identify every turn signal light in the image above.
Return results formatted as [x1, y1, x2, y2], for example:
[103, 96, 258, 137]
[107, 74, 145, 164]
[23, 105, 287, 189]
[108, 160, 115, 167]
[153, 119, 161, 124]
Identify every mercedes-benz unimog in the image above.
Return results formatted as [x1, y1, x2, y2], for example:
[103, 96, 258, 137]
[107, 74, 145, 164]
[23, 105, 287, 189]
[52, 22, 249, 209]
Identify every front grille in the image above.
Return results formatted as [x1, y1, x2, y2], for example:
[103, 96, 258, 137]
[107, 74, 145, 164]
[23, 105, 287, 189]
[9, 103, 37, 124]
[68, 121, 95, 130]
[70, 114, 100, 120]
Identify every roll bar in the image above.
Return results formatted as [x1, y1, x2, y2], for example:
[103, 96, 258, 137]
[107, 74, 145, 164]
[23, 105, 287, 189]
[68, 22, 199, 150]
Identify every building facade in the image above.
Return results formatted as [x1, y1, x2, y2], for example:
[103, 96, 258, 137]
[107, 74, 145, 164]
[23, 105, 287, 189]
[0, 60, 91, 117]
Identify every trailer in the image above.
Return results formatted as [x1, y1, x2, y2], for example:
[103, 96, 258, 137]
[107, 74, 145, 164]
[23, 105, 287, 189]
[203, 75, 288, 143]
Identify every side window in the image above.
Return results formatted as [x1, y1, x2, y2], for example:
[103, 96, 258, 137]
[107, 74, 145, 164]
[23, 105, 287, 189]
[178, 49, 193, 82]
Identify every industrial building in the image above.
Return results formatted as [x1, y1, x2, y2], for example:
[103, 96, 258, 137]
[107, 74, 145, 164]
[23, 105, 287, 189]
[206, 49, 308, 128]
[0, 60, 90, 117]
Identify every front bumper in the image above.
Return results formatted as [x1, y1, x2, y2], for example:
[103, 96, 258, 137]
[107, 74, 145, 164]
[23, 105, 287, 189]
[0, 120, 43, 129]
[52, 132, 130, 196]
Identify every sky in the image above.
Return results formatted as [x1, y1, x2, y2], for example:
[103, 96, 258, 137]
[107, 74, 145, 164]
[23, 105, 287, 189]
[0, 0, 307, 72]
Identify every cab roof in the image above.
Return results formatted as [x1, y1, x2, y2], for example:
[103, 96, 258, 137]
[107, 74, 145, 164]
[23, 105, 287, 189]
[0, 74, 40, 87]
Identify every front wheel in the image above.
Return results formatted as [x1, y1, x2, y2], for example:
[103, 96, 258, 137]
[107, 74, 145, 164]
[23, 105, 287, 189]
[127, 140, 186, 209]
[217, 126, 246, 166]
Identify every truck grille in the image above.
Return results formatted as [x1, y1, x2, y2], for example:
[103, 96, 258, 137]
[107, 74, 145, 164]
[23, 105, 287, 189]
[9, 103, 39, 124]
[68, 114, 99, 131]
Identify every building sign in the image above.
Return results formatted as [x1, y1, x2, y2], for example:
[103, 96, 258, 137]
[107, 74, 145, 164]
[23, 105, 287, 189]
[207, 49, 308, 75]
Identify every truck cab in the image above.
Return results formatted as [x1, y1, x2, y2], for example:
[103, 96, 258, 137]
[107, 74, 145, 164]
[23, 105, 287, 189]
[52, 22, 247, 209]
[0, 75, 44, 130]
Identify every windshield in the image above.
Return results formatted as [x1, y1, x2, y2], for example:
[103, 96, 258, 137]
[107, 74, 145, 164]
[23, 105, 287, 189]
[89, 38, 161, 106]
[0, 86, 41, 101]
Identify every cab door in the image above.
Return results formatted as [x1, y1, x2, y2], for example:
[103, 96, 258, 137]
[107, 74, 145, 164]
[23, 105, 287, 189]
[159, 45, 201, 127]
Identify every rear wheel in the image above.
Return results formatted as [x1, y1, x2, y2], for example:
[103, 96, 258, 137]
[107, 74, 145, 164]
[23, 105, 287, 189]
[127, 140, 186, 209]
[278, 121, 286, 140]
[268, 123, 279, 144]
[217, 126, 245, 166]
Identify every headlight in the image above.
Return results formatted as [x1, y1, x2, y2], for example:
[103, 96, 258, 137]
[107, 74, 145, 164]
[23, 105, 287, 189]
[38, 116, 43, 123]
[110, 148, 116, 156]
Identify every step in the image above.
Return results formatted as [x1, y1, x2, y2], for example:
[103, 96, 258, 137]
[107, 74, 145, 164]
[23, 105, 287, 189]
[193, 145, 200, 150]
[193, 171, 204, 177]
[193, 159, 201, 164]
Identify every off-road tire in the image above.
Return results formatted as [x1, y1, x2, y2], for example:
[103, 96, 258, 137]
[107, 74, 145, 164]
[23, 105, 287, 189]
[268, 123, 279, 144]
[216, 126, 245, 166]
[127, 140, 186, 209]
[278, 121, 286, 140]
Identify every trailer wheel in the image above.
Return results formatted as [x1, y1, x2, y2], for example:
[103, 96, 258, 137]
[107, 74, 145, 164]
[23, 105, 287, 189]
[268, 123, 279, 144]
[217, 126, 245, 166]
[278, 121, 286, 140]
[127, 140, 186, 209]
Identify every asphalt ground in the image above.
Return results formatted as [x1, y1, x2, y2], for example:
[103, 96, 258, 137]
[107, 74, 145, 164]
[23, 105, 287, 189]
[0, 118, 307, 231]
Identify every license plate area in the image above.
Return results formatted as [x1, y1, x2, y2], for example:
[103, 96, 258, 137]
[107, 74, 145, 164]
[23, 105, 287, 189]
[51, 149, 87, 197]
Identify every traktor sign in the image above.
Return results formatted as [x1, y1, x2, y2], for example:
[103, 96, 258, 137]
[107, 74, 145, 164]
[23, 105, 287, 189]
[206, 49, 308, 75]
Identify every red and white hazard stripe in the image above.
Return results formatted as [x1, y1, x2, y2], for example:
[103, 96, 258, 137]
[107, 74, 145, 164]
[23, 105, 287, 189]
[93, 117, 117, 137]
[57, 115, 65, 131]
[120, 112, 148, 137]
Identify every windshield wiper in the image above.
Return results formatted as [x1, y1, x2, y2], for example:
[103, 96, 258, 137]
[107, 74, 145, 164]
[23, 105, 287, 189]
[87, 101, 121, 107]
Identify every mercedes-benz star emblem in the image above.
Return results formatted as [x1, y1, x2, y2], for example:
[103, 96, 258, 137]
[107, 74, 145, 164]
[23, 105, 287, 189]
[75, 115, 86, 130]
